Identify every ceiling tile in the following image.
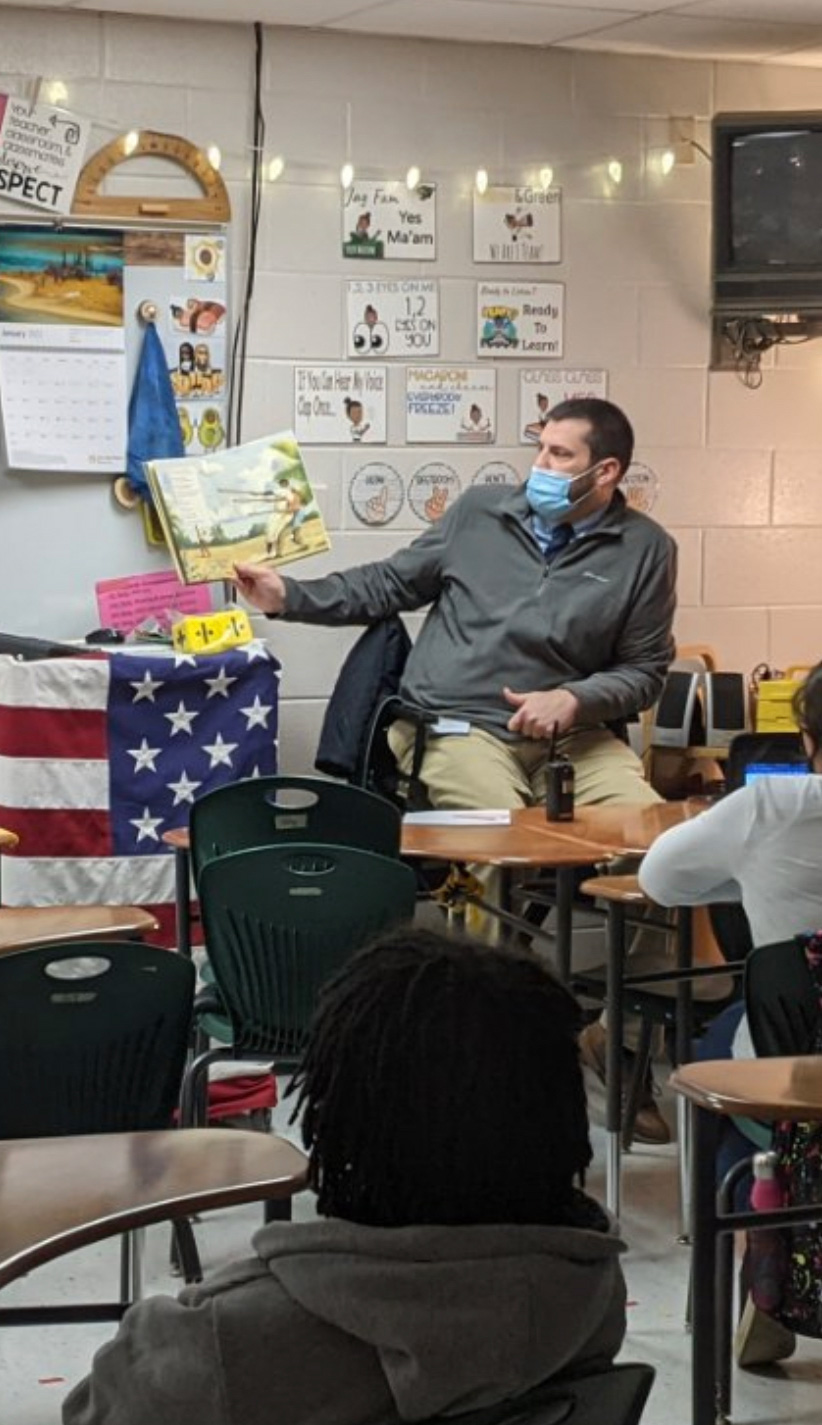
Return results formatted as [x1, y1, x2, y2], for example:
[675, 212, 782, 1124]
[557, 12, 822, 61]
[328, 0, 639, 46]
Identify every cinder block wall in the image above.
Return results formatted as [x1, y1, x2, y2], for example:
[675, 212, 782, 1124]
[1, 9, 820, 770]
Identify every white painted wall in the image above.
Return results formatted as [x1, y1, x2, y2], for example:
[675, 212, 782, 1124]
[2, 9, 822, 771]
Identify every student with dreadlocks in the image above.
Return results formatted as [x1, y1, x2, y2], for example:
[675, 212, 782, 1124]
[64, 928, 626, 1425]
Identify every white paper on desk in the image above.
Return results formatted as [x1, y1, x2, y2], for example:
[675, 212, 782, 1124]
[403, 809, 512, 826]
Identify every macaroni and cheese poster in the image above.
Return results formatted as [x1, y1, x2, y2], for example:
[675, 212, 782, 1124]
[405, 367, 497, 444]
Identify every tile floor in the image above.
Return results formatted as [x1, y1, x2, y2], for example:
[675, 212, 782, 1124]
[3, 1067, 822, 1425]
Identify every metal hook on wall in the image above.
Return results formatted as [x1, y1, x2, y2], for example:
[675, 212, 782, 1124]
[137, 299, 158, 324]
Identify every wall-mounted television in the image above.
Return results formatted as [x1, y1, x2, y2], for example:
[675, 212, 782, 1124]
[713, 112, 822, 314]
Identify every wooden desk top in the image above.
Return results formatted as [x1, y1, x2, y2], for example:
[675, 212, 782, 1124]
[545, 798, 709, 855]
[0, 905, 159, 955]
[670, 1056, 822, 1122]
[165, 800, 706, 868]
[400, 808, 618, 867]
[0, 1129, 308, 1290]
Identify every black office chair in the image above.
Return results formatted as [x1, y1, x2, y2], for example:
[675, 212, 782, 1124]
[408, 1363, 655, 1425]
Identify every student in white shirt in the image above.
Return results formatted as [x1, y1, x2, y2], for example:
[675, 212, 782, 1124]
[639, 662, 822, 967]
[639, 661, 822, 1368]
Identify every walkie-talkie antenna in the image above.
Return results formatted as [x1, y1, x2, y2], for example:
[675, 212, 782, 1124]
[548, 721, 559, 761]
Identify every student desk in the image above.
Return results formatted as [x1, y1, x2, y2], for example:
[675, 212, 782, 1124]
[0, 1128, 308, 1325]
[671, 1057, 822, 1425]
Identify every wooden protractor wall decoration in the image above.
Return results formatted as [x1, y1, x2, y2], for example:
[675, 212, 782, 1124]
[71, 130, 231, 222]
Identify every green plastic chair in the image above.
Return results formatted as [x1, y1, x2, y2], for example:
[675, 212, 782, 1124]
[180, 843, 417, 1127]
[189, 775, 402, 886]
[0, 940, 200, 1307]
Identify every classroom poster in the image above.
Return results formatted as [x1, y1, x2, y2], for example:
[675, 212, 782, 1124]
[477, 282, 564, 358]
[294, 365, 387, 444]
[472, 460, 521, 487]
[405, 367, 497, 444]
[346, 279, 439, 357]
[348, 461, 405, 526]
[407, 462, 462, 523]
[0, 92, 90, 215]
[622, 462, 660, 515]
[473, 185, 561, 264]
[342, 181, 437, 260]
[519, 368, 608, 444]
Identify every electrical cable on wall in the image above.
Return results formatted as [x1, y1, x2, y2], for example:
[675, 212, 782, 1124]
[723, 316, 811, 390]
[228, 21, 265, 446]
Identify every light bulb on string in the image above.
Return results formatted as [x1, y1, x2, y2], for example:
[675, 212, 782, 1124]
[406, 165, 421, 191]
[267, 155, 285, 183]
[660, 149, 675, 176]
[607, 159, 623, 185]
[122, 130, 140, 157]
[207, 145, 222, 171]
[341, 161, 355, 190]
[475, 167, 489, 195]
[538, 165, 554, 192]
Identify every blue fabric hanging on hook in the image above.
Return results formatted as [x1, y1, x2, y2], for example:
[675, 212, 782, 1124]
[125, 319, 184, 501]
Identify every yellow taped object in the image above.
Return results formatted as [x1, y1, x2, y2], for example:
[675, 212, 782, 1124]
[755, 669, 809, 733]
[172, 610, 253, 657]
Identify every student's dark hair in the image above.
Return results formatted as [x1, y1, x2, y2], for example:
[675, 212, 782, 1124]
[792, 661, 822, 760]
[547, 397, 634, 475]
[288, 927, 594, 1229]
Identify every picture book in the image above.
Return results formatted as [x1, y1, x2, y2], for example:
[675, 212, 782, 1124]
[145, 430, 331, 585]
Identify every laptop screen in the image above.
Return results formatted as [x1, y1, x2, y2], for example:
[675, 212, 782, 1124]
[744, 762, 808, 785]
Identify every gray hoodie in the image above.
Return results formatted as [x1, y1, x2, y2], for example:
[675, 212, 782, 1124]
[63, 1218, 626, 1425]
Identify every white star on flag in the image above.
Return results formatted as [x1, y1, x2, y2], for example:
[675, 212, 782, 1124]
[244, 640, 269, 662]
[130, 807, 163, 843]
[173, 654, 198, 668]
[164, 701, 199, 736]
[205, 666, 238, 699]
[130, 671, 165, 703]
[240, 694, 273, 730]
[167, 769, 202, 806]
[203, 732, 238, 769]
[128, 738, 162, 773]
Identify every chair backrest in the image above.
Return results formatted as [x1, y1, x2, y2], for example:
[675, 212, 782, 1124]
[745, 938, 820, 1058]
[198, 843, 417, 1059]
[189, 774, 401, 884]
[410, 1363, 655, 1425]
[0, 942, 195, 1138]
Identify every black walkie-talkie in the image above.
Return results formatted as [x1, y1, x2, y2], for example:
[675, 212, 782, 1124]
[545, 721, 575, 822]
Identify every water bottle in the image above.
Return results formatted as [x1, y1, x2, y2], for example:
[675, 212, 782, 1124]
[748, 1150, 787, 1315]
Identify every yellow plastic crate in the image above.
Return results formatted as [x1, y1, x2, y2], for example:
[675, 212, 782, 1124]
[754, 668, 810, 732]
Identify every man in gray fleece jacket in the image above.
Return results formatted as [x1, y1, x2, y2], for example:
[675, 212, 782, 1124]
[235, 398, 678, 1143]
[64, 930, 627, 1425]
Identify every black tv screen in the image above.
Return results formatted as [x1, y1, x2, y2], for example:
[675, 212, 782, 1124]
[713, 112, 822, 312]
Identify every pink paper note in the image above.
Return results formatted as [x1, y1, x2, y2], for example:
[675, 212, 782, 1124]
[95, 570, 213, 634]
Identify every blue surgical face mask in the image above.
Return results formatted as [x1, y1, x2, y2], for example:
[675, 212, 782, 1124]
[526, 462, 600, 525]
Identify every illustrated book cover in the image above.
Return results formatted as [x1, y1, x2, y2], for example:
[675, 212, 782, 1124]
[146, 430, 331, 585]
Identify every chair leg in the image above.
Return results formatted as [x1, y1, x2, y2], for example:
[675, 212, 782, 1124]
[172, 1217, 203, 1284]
[119, 1228, 144, 1305]
[264, 1196, 292, 1223]
[621, 1014, 654, 1152]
